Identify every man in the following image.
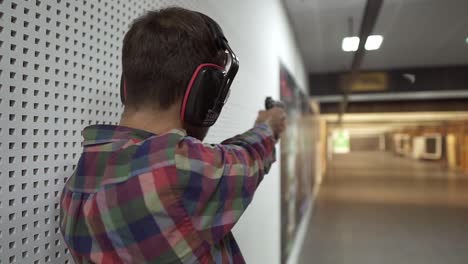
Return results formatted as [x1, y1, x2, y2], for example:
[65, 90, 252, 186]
[60, 7, 286, 264]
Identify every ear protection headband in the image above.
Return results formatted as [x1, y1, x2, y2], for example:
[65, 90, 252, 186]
[120, 13, 239, 127]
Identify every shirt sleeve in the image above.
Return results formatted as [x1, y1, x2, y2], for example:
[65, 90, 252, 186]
[175, 123, 276, 244]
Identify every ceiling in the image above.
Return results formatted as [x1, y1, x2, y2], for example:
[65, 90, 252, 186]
[284, 0, 468, 73]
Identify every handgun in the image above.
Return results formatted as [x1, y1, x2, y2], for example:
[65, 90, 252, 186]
[265, 97, 285, 110]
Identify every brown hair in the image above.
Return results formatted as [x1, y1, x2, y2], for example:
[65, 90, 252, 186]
[122, 7, 224, 110]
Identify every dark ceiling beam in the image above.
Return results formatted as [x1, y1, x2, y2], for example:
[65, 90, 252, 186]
[351, 0, 384, 73]
[339, 0, 384, 122]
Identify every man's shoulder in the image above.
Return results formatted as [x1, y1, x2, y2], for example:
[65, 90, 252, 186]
[67, 129, 190, 193]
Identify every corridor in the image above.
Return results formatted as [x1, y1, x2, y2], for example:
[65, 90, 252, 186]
[298, 151, 468, 264]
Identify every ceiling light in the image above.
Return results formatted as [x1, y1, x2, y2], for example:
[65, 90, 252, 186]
[365, 35, 384, 50]
[342, 36, 360, 52]
[466, 37, 468, 44]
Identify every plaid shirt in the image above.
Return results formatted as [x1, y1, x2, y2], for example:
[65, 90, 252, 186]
[60, 123, 276, 263]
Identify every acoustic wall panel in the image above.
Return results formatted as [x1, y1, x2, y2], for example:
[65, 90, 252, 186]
[0, 1, 195, 263]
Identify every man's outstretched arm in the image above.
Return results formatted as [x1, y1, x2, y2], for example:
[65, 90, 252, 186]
[175, 108, 286, 244]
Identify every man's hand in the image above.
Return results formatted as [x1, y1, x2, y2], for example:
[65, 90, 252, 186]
[255, 107, 287, 140]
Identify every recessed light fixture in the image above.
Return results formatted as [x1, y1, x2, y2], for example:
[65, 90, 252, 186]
[465, 37, 468, 44]
[365, 35, 384, 50]
[342, 36, 360, 52]
[342, 35, 384, 52]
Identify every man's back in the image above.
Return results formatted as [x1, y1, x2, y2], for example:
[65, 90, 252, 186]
[59, 7, 287, 263]
[60, 124, 276, 263]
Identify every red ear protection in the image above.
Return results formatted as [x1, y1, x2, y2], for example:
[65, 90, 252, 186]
[179, 14, 239, 127]
[180, 63, 226, 127]
[120, 75, 126, 105]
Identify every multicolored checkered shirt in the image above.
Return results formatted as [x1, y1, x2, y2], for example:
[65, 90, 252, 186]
[60, 123, 276, 263]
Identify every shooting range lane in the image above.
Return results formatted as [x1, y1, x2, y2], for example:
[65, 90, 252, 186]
[297, 151, 468, 264]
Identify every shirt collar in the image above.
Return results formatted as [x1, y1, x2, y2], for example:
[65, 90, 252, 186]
[82, 125, 186, 147]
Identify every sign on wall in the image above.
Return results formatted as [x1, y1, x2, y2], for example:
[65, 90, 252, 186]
[340, 72, 389, 92]
[332, 130, 351, 153]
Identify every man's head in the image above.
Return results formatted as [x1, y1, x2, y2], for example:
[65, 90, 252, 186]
[122, 7, 225, 110]
[121, 7, 227, 139]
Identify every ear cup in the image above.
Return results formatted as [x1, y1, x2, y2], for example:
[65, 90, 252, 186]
[181, 64, 225, 127]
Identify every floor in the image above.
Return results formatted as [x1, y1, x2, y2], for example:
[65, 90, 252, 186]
[297, 151, 468, 264]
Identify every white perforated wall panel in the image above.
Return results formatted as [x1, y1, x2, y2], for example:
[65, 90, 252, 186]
[1, 0, 307, 263]
[0, 1, 197, 263]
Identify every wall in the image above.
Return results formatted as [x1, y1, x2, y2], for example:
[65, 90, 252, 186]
[194, 2, 309, 263]
[350, 136, 381, 152]
[309, 66, 468, 96]
[197, 0, 308, 143]
[0, 0, 307, 263]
